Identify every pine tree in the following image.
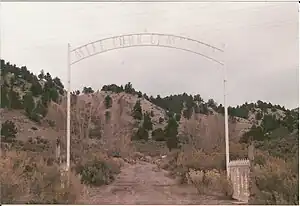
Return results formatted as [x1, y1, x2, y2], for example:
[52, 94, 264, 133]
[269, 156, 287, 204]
[104, 95, 113, 109]
[23, 92, 35, 115]
[30, 81, 43, 97]
[38, 69, 45, 80]
[164, 117, 179, 151]
[143, 112, 153, 131]
[1, 86, 9, 108]
[132, 100, 142, 120]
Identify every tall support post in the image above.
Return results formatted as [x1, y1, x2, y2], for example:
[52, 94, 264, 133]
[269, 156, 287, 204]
[66, 43, 71, 173]
[223, 60, 230, 178]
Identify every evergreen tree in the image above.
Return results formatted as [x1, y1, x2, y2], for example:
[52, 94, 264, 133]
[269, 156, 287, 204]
[164, 117, 179, 151]
[1, 86, 9, 108]
[262, 114, 280, 133]
[143, 112, 153, 131]
[132, 127, 148, 141]
[38, 69, 45, 80]
[137, 91, 142, 98]
[41, 90, 50, 106]
[104, 95, 113, 109]
[216, 104, 224, 114]
[132, 100, 142, 120]
[30, 81, 43, 97]
[82, 86, 94, 94]
[45, 72, 52, 82]
[49, 88, 59, 103]
[10, 90, 23, 109]
[124, 82, 135, 94]
[23, 92, 35, 115]
[207, 98, 217, 110]
[175, 113, 181, 121]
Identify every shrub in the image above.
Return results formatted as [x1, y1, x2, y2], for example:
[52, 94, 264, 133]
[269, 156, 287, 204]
[46, 119, 56, 127]
[22, 137, 50, 152]
[111, 151, 121, 158]
[159, 117, 164, 123]
[0, 151, 82, 204]
[132, 127, 148, 141]
[88, 126, 102, 139]
[188, 169, 233, 197]
[75, 158, 120, 186]
[176, 149, 226, 171]
[251, 156, 299, 205]
[28, 112, 42, 123]
[1, 120, 17, 142]
[160, 148, 228, 197]
[152, 128, 165, 141]
[160, 149, 233, 198]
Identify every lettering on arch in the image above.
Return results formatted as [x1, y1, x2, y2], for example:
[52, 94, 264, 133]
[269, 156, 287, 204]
[69, 33, 224, 65]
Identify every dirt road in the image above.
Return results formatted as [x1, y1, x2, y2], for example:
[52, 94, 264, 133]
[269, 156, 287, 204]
[80, 160, 237, 204]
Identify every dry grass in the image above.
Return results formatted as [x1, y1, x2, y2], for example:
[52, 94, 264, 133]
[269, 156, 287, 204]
[176, 147, 226, 171]
[251, 153, 299, 205]
[175, 149, 232, 197]
[0, 151, 83, 204]
[187, 168, 233, 197]
[132, 140, 169, 157]
[156, 147, 232, 198]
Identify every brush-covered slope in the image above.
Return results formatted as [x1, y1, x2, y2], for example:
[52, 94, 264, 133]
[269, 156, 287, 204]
[1, 58, 298, 159]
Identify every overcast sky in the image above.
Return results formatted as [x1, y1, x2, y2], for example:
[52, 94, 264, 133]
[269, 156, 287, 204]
[1, 2, 299, 109]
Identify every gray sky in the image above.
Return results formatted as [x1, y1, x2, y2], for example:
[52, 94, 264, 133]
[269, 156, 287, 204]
[1, 2, 299, 109]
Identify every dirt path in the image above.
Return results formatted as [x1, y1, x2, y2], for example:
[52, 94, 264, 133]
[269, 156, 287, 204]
[80, 161, 236, 205]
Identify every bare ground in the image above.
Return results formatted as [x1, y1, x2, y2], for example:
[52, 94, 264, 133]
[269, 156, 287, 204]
[80, 161, 238, 205]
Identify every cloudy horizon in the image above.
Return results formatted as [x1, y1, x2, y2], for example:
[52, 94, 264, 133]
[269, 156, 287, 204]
[1, 2, 299, 109]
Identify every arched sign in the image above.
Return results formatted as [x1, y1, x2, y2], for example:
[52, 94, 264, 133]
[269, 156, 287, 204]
[69, 33, 224, 65]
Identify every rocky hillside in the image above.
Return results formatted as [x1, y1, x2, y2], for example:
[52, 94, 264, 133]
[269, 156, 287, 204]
[1, 58, 298, 157]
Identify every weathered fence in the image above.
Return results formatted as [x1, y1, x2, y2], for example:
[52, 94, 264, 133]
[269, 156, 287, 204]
[228, 159, 250, 203]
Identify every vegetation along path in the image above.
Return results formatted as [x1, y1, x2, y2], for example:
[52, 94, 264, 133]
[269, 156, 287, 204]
[80, 160, 238, 205]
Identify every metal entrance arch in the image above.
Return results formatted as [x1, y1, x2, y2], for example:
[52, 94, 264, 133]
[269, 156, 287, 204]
[66, 32, 230, 177]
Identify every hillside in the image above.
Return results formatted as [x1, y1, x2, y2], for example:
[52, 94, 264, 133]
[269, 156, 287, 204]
[1, 59, 298, 205]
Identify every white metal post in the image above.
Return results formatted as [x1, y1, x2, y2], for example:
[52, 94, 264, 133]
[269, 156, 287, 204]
[223, 61, 230, 178]
[66, 43, 71, 172]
